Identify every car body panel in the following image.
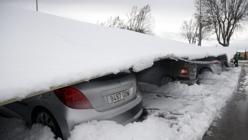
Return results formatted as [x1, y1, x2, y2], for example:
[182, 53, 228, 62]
[194, 60, 223, 75]
[193, 55, 227, 73]
[74, 74, 137, 112]
[136, 58, 198, 88]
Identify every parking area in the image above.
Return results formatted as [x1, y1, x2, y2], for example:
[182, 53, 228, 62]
[0, 64, 241, 140]
[1, 2, 248, 140]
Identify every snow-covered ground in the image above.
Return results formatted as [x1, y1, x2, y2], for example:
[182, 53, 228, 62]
[243, 70, 248, 92]
[0, 116, 55, 140]
[0, 6, 235, 105]
[0, 67, 241, 140]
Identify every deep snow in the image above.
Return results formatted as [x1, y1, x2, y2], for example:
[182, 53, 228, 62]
[0, 6, 235, 105]
[0, 116, 56, 140]
[0, 67, 241, 140]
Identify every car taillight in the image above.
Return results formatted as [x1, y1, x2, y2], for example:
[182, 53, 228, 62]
[54, 86, 92, 109]
[180, 67, 189, 77]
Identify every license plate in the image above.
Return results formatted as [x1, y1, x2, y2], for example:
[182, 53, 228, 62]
[106, 89, 130, 104]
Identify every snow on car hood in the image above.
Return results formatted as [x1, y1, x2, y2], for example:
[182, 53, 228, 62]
[0, 5, 235, 105]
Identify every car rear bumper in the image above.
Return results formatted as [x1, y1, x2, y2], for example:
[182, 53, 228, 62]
[110, 101, 143, 124]
[65, 93, 143, 129]
[178, 78, 197, 85]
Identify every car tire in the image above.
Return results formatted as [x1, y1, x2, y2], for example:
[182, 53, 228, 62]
[33, 108, 63, 139]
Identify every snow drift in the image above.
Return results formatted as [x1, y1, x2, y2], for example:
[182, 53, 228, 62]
[68, 68, 241, 140]
[0, 6, 235, 104]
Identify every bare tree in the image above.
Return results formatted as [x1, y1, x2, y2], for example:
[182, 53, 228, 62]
[100, 4, 153, 34]
[100, 16, 125, 29]
[194, 0, 213, 46]
[201, 0, 248, 47]
[126, 4, 152, 34]
[181, 19, 199, 44]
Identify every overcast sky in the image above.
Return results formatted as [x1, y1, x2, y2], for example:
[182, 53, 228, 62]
[2, 0, 195, 33]
[44, 0, 196, 34]
[2, 0, 248, 43]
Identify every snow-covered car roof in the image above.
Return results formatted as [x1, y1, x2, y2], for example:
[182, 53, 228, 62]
[0, 6, 235, 105]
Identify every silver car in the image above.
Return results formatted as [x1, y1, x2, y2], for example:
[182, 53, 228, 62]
[4, 73, 143, 139]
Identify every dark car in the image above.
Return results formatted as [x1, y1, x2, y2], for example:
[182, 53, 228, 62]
[195, 58, 223, 73]
[193, 58, 223, 83]
[194, 54, 228, 69]
[217, 54, 229, 67]
[136, 58, 197, 92]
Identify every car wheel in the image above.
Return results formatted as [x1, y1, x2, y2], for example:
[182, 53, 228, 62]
[160, 76, 173, 86]
[33, 108, 63, 139]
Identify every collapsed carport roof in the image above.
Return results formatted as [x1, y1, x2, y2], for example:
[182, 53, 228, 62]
[0, 6, 234, 106]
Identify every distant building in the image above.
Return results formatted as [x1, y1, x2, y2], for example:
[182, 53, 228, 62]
[237, 51, 248, 60]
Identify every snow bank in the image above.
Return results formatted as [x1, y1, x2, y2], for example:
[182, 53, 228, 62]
[67, 68, 240, 140]
[0, 116, 56, 140]
[0, 6, 235, 105]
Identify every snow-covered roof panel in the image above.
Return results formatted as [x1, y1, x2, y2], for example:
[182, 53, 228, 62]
[0, 6, 234, 105]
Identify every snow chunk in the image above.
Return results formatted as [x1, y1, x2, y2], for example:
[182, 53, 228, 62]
[0, 116, 57, 140]
[69, 118, 177, 140]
